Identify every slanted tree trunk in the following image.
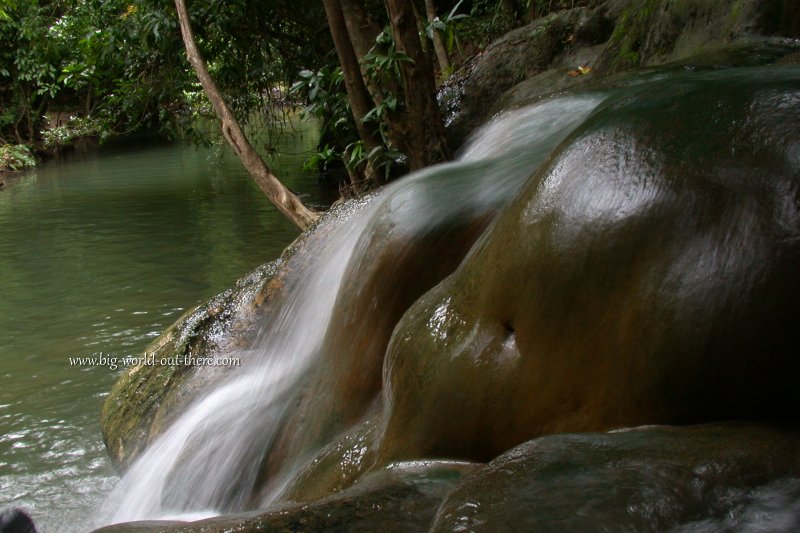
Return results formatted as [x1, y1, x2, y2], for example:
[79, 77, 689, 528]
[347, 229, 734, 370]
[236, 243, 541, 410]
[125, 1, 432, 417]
[424, 0, 451, 78]
[174, 0, 319, 230]
[385, 0, 450, 169]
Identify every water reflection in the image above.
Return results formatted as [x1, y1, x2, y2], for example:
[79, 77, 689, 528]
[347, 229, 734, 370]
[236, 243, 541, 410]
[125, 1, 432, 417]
[0, 123, 319, 532]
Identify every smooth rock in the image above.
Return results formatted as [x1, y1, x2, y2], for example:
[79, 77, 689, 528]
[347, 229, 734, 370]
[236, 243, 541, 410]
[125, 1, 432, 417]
[94, 461, 474, 533]
[430, 424, 800, 532]
[379, 68, 800, 463]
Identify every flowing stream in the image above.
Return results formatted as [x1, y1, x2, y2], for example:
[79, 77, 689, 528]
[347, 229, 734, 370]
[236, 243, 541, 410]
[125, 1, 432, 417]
[0, 124, 320, 532]
[5, 65, 799, 531]
[99, 93, 606, 527]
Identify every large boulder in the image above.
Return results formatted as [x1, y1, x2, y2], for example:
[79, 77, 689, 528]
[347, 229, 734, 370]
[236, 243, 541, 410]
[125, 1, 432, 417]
[442, 3, 614, 148]
[378, 68, 800, 463]
[430, 424, 800, 532]
[444, 0, 800, 149]
[594, 0, 800, 74]
[258, 167, 524, 495]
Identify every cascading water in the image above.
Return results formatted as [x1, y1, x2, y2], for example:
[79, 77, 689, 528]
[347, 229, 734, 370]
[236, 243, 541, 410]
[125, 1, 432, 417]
[98, 93, 605, 526]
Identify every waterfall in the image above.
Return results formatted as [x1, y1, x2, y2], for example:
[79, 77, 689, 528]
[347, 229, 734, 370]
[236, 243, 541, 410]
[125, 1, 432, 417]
[98, 93, 605, 526]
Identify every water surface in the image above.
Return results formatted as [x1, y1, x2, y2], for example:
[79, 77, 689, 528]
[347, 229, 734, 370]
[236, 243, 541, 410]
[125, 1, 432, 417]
[0, 125, 319, 532]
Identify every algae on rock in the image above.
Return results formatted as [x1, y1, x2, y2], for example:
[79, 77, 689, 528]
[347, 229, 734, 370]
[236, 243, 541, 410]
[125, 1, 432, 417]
[101, 261, 280, 471]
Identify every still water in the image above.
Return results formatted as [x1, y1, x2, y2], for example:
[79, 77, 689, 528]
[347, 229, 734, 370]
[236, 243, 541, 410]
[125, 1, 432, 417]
[0, 124, 320, 532]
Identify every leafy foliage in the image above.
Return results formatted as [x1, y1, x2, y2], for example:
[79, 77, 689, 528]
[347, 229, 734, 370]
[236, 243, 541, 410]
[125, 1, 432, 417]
[41, 115, 106, 149]
[0, 144, 36, 171]
[0, 0, 330, 151]
[349, 141, 405, 182]
[0, 0, 189, 144]
[290, 65, 354, 149]
[459, 0, 588, 47]
[425, 0, 470, 72]
[290, 24, 414, 185]
[302, 143, 340, 173]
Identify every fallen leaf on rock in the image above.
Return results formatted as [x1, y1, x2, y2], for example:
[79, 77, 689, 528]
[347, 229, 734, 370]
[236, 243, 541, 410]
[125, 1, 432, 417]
[567, 64, 592, 77]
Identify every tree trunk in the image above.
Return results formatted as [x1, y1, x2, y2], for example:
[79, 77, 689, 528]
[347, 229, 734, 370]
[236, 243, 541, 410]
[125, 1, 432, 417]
[338, 0, 380, 63]
[338, 0, 398, 108]
[322, 0, 386, 189]
[424, 0, 451, 78]
[84, 87, 92, 116]
[322, 0, 382, 155]
[174, 0, 319, 230]
[528, 1, 539, 23]
[385, 0, 450, 169]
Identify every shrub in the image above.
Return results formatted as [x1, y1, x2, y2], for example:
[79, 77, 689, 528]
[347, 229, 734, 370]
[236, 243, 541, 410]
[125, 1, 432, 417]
[0, 144, 36, 172]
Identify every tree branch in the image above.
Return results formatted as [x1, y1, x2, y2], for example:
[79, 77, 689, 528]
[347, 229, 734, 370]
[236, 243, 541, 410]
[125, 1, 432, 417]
[174, 0, 319, 230]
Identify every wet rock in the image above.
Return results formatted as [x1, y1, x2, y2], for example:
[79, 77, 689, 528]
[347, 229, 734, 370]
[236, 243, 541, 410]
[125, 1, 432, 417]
[259, 174, 503, 495]
[0, 508, 37, 533]
[100, 261, 279, 471]
[430, 424, 800, 532]
[91, 521, 187, 533]
[100, 198, 376, 471]
[379, 69, 800, 463]
[443, 6, 598, 148]
[94, 462, 473, 533]
[594, 0, 800, 74]
[275, 416, 383, 503]
[445, 0, 800, 150]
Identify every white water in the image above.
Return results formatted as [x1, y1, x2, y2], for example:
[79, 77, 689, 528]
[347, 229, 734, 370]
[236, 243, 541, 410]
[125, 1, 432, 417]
[98, 94, 605, 527]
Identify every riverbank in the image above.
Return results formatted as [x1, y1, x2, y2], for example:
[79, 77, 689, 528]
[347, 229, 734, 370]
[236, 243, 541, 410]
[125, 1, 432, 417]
[0, 117, 103, 175]
[0, 136, 100, 191]
[0, 144, 37, 174]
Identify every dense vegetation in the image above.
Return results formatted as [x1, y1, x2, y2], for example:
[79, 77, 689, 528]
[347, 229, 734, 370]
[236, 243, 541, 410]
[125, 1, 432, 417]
[0, 0, 585, 189]
[0, 0, 330, 157]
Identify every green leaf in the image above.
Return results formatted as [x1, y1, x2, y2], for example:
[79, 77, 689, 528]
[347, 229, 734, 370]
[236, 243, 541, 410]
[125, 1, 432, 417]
[445, 0, 465, 21]
[366, 145, 383, 161]
[362, 106, 380, 123]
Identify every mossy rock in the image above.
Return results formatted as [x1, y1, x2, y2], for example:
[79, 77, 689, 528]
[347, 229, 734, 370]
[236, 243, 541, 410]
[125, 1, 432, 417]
[443, 5, 602, 148]
[100, 198, 376, 471]
[100, 260, 280, 471]
[595, 0, 800, 74]
[444, 0, 800, 151]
